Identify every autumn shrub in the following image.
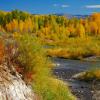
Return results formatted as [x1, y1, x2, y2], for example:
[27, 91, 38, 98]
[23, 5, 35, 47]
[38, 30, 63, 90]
[14, 33, 75, 100]
[0, 38, 5, 63]
[47, 47, 91, 60]
[47, 48, 70, 58]
[46, 37, 100, 59]
[14, 33, 49, 81]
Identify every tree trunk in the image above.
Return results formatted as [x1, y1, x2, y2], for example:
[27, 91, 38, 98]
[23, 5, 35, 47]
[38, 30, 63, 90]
[0, 63, 35, 100]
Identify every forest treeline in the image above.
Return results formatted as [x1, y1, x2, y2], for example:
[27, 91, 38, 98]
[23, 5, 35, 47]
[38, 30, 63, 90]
[0, 10, 100, 39]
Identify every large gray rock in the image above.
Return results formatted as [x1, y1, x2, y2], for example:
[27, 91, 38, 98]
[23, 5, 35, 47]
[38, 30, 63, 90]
[0, 64, 35, 100]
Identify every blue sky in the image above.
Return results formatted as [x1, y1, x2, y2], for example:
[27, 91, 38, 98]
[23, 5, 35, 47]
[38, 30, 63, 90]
[0, 0, 100, 14]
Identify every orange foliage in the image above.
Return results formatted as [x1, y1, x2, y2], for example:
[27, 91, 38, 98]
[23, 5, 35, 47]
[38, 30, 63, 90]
[0, 39, 4, 63]
[3, 11, 100, 37]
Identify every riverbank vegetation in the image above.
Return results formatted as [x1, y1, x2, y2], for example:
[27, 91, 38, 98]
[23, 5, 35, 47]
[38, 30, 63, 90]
[0, 10, 100, 59]
[47, 37, 100, 59]
[0, 33, 75, 100]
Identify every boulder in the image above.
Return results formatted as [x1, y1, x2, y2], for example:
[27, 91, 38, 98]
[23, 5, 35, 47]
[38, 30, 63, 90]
[0, 63, 35, 100]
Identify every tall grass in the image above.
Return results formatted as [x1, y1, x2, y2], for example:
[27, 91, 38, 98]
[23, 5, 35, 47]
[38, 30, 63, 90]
[15, 33, 76, 100]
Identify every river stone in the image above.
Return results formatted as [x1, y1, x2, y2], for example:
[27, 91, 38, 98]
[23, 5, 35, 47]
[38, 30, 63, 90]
[72, 72, 87, 80]
[72, 70, 100, 81]
[0, 64, 35, 100]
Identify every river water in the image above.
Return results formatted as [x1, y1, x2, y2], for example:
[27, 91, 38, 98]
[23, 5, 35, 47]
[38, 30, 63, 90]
[52, 57, 100, 100]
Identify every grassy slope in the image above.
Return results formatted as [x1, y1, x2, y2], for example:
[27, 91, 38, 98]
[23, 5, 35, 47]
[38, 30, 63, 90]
[14, 33, 76, 100]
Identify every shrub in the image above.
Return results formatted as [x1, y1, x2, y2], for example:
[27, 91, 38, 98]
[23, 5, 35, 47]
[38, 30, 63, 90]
[14, 33, 50, 81]
[0, 38, 4, 63]
[15, 33, 76, 100]
[46, 37, 100, 59]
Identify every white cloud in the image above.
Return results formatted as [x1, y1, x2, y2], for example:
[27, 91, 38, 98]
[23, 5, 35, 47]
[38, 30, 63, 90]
[85, 5, 100, 8]
[53, 4, 58, 7]
[53, 4, 70, 8]
[61, 5, 69, 8]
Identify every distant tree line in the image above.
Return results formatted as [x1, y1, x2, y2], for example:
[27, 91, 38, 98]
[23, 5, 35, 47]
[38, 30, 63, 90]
[0, 10, 100, 39]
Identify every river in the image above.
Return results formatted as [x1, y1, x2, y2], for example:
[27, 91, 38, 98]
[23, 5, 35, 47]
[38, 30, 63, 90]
[52, 57, 100, 100]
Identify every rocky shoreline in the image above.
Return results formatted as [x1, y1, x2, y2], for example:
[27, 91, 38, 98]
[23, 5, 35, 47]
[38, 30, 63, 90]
[52, 57, 100, 100]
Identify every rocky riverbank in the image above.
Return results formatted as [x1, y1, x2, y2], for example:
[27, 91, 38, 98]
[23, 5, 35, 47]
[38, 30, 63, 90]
[52, 57, 100, 100]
